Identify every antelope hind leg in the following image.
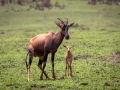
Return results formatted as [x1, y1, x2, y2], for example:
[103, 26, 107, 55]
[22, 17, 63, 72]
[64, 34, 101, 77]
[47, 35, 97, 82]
[38, 60, 49, 79]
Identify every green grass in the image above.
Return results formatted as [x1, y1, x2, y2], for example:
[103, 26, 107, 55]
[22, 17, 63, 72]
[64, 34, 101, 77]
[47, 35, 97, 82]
[0, 0, 120, 90]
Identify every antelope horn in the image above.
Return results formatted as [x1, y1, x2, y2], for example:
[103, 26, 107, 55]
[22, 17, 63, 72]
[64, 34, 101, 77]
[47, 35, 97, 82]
[57, 18, 64, 24]
[65, 18, 68, 25]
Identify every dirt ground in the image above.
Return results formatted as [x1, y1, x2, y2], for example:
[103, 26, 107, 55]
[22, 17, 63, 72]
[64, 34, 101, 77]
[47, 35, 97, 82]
[106, 51, 120, 62]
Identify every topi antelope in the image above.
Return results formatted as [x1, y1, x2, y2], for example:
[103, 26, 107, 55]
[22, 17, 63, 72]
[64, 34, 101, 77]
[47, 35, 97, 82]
[25, 18, 74, 81]
[63, 45, 74, 77]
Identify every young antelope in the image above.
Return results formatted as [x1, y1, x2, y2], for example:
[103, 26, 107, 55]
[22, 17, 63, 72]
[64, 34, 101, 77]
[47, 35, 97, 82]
[63, 45, 74, 77]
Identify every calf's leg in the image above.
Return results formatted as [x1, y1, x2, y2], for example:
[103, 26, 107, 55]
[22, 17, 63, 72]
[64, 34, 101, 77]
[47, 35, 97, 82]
[70, 63, 72, 77]
[68, 63, 70, 76]
[65, 60, 68, 76]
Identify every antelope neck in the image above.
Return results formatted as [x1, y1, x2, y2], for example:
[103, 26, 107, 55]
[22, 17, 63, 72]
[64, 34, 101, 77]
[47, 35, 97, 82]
[54, 30, 64, 46]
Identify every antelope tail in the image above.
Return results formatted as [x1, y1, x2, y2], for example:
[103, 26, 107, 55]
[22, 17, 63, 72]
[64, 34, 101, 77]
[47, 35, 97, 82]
[25, 52, 29, 71]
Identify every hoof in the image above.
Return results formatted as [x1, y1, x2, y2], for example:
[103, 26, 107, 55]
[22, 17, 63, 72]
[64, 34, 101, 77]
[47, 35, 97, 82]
[28, 78, 30, 82]
[53, 77, 56, 80]
[52, 74, 56, 80]
[46, 77, 50, 79]
[40, 78, 43, 80]
[53, 76, 56, 80]
[40, 77, 43, 80]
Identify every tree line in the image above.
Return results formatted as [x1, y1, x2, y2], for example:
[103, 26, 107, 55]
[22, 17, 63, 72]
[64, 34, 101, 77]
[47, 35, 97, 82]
[0, 0, 51, 7]
[0, 0, 119, 7]
[0, 0, 66, 11]
[89, 0, 120, 5]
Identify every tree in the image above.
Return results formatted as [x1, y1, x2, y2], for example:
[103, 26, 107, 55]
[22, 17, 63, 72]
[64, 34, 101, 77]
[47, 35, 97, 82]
[1, 0, 5, 5]
[88, 0, 97, 5]
[43, 0, 52, 9]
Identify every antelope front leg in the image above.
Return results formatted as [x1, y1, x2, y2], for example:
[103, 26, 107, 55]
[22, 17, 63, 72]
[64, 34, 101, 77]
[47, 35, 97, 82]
[52, 61, 56, 79]
[70, 64, 72, 77]
[68, 64, 70, 76]
[65, 63, 67, 76]
[51, 53, 56, 79]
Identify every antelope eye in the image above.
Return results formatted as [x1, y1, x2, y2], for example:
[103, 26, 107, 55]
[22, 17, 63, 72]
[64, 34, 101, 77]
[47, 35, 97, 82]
[62, 26, 65, 30]
[63, 28, 66, 31]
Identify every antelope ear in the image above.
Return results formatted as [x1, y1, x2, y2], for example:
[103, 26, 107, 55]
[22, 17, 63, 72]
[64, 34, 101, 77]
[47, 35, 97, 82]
[71, 46, 74, 48]
[63, 45, 66, 48]
[69, 23, 74, 27]
[54, 21, 62, 28]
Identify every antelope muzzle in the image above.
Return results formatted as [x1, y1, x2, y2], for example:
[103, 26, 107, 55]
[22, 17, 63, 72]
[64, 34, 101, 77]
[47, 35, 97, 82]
[65, 34, 69, 40]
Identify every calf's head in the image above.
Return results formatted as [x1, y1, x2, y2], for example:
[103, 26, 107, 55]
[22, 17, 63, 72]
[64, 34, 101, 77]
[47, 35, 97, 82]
[63, 45, 74, 52]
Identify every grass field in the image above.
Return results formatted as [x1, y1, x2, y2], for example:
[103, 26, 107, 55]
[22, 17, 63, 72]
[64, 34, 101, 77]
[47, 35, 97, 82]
[0, 0, 120, 90]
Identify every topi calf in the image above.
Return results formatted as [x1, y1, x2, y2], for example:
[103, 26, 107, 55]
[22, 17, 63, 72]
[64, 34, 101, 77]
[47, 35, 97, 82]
[63, 45, 74, 77]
